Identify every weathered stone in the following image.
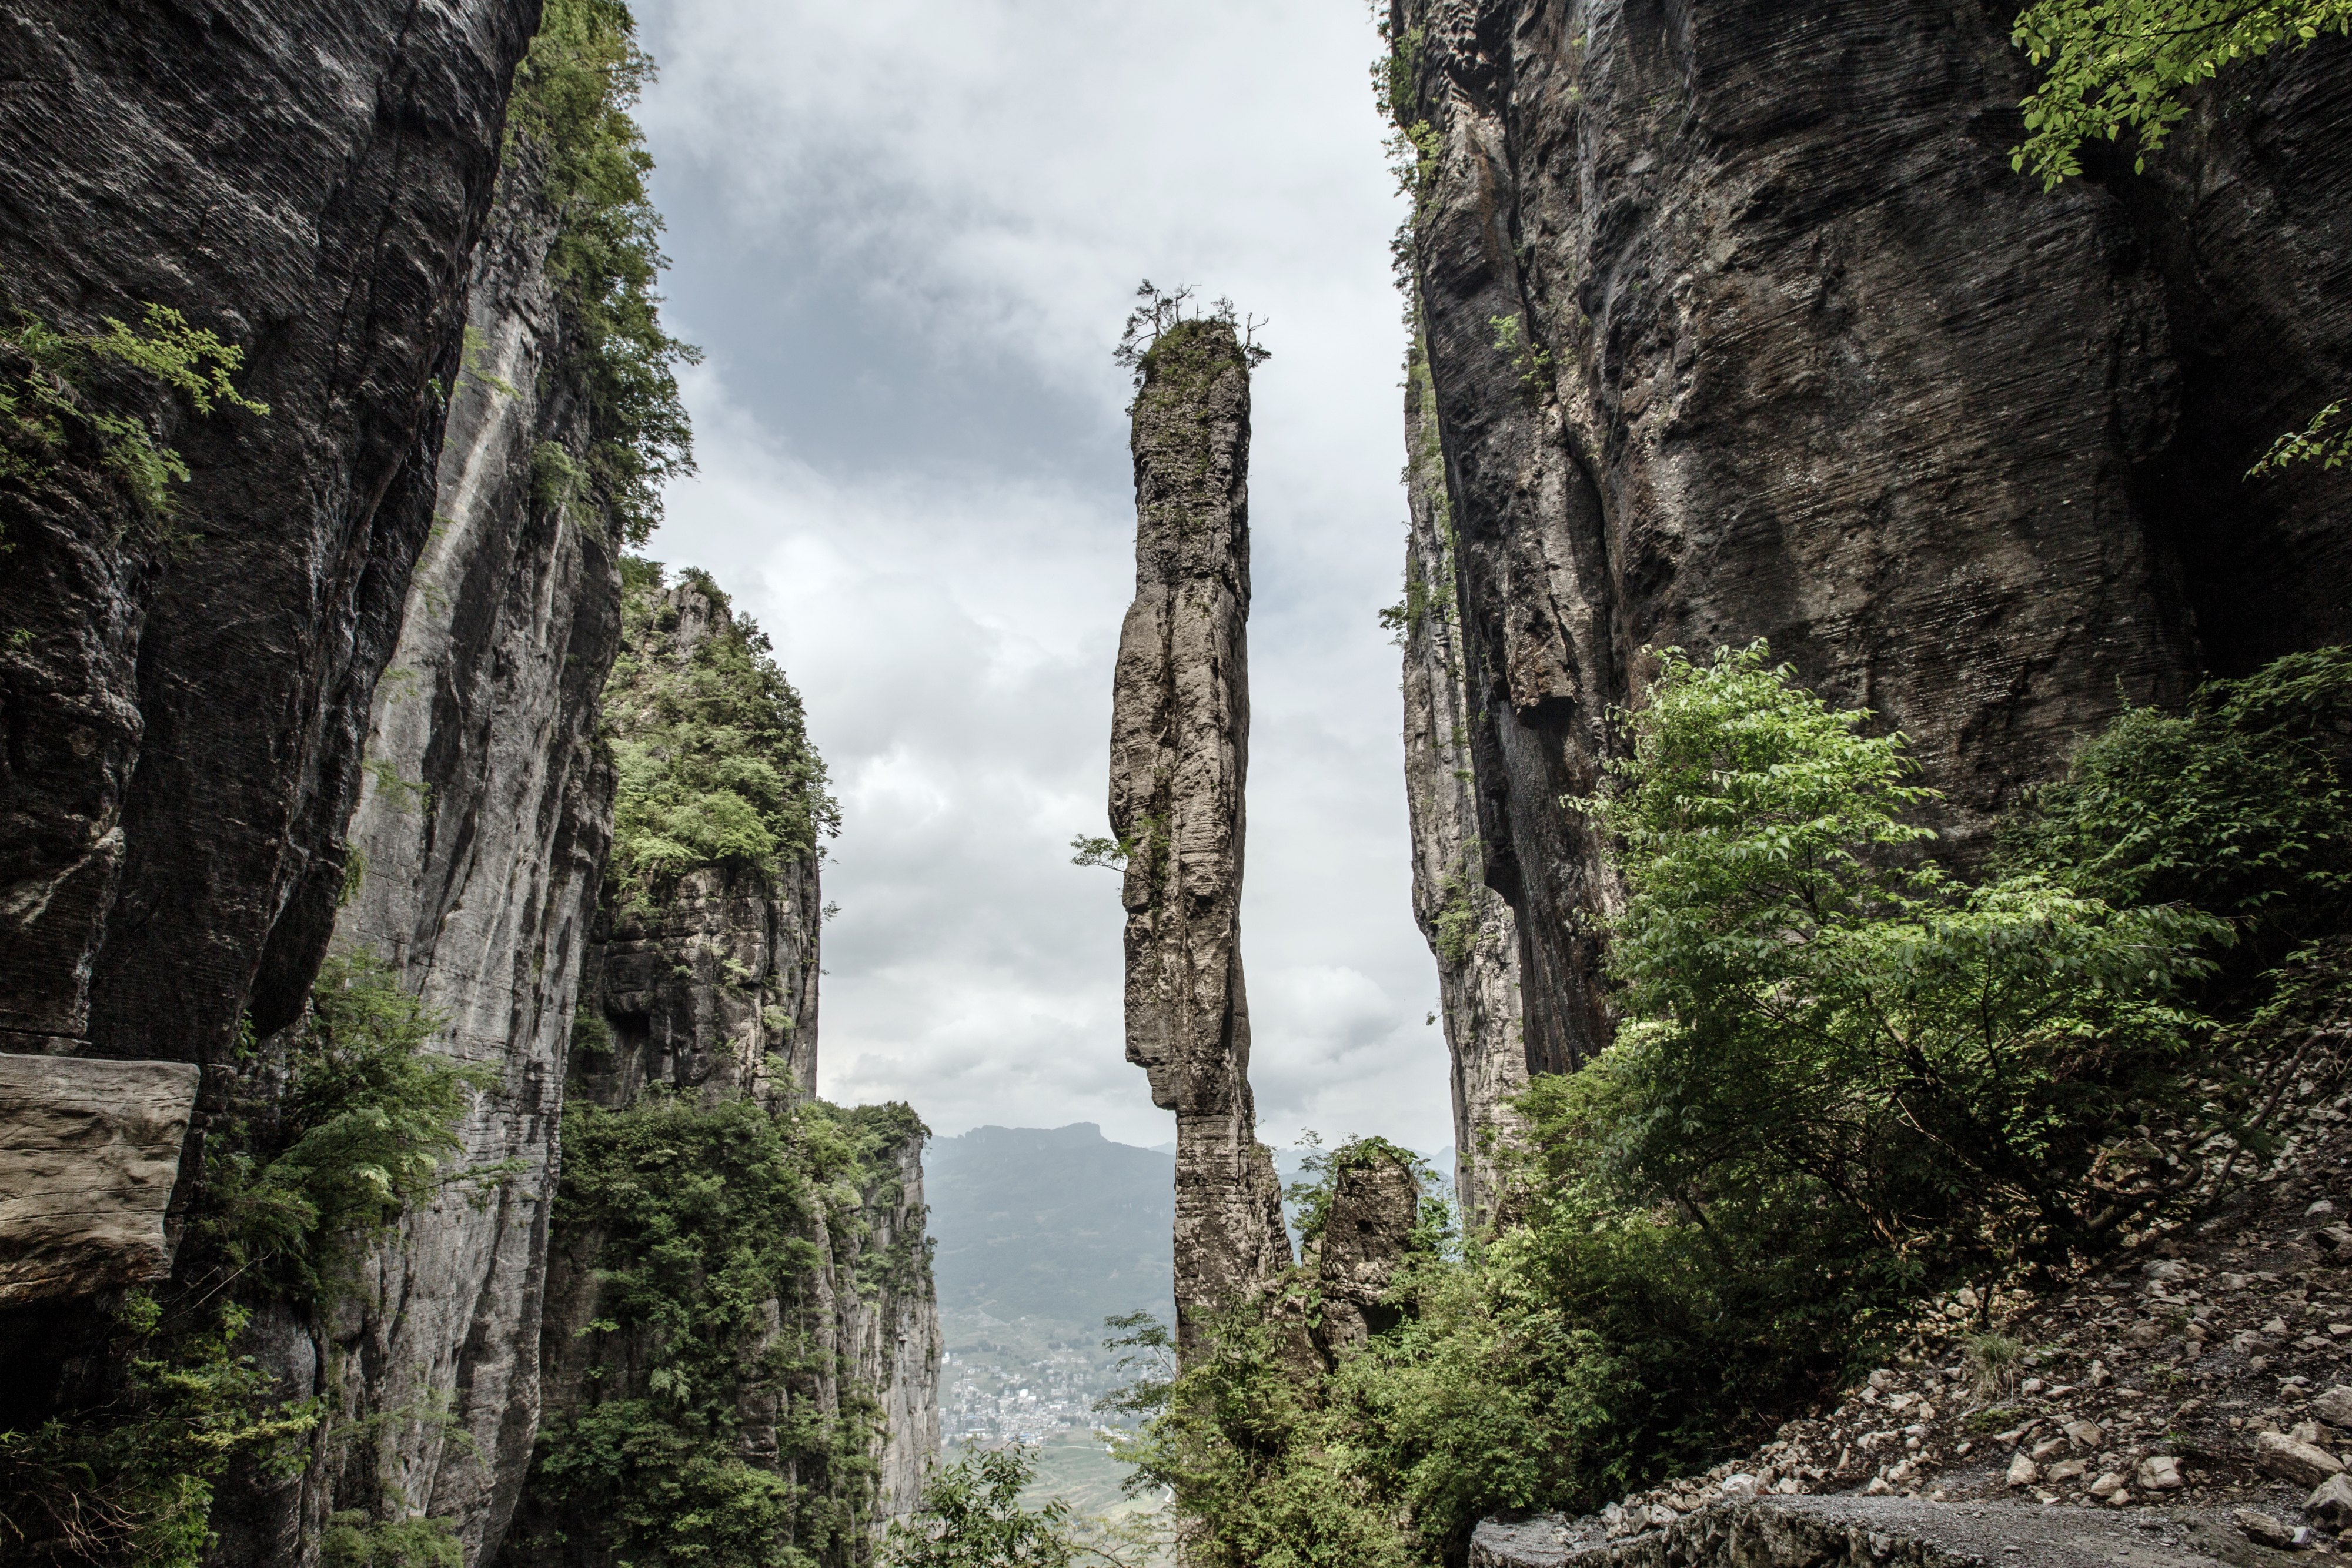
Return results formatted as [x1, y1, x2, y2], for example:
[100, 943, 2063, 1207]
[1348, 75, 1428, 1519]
[2139, 1455, 2185, 1491]
[2006, 1453, 2041, 1488]
[2314, 1387, 2352, 1429]
[1110, 319, 1291, 1353]
[284, 151, 624, 1563]
[0, 0, 539, 1069]
[2256, 1429, 2345, 1487]
[1399, 333, 1531, 1228]
[1388, 0, 2352, 1083]
[2306, 1473, 2352, 1526]
[2235, 1508, 2296, 1550]
[0, 1053, 200, 1303]
[1314, 1146, 1421, 1354]
[1472, 1496, 2237, 1566]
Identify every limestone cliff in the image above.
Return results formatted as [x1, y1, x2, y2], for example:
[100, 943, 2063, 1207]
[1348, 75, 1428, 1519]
[300, 146, 625, 1560]
[1110, 316, 1292, 1356]
[1388, 0, 2352, 1098]
[1398, 337, 1528, 1226]
[514, 564, 939, 1567]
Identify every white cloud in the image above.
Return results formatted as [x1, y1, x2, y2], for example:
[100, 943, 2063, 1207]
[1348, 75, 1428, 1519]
[633, 0, 1449, 1151]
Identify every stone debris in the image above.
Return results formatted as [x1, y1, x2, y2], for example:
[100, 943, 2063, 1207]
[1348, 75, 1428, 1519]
[1555, 1075, 2352, 1551]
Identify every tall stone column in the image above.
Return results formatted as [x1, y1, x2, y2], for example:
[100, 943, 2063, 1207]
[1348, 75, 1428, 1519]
[1110, 317, 1292, 1357]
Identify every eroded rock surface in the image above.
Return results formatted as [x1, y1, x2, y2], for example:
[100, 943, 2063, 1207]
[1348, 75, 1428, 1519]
[296, 153, 623, 1562]
[1389, 0, 2352, 1090]
[1312, 1148, 1422, 1356]
[1110, 319, 1292, 1353]
[1399, 335, 1531, 1226]
[0, 1054, 201, 1305]
[0, 0, 540, 1069]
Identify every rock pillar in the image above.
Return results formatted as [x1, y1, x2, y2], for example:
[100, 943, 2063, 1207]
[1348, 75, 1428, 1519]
[1110, 318, 1292, 1356]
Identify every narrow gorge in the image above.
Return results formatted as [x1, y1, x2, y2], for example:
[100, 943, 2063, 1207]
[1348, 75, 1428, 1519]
[0, 2, 938, 1564]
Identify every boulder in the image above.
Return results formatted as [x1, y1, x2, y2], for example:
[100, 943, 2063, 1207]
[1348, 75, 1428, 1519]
[2307, 1474, 2352, 1526]
[2256, 1429, 2346, 1487]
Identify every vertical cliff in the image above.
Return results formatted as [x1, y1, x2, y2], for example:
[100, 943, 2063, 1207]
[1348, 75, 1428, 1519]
[515, 564, 939, 1568]
[1397, 337, 1529, 1226]
[301, 152, 624, 1562]
[0, 0, 540, 1071]
[1110, 315, 1292, 1356]
[1387, 0, 2352, 1112]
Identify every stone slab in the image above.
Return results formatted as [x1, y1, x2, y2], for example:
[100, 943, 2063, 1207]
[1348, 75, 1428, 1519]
[0, 1052, 200, 1304]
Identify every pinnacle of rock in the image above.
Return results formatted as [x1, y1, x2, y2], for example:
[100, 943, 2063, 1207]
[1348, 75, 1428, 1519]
[1110, 316, 1292, 1353]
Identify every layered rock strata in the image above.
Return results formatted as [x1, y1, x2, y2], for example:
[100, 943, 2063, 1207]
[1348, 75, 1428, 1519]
[1110, 319, 1292, 1355]
[1310, 1149, 1422, 1357]
[0, 0, 540, 1069]
[0, 1055, 201, 1306]
[1388, 0, 2352, 1091]
[1399, 337, 1530, 1226]
[294, 151, 624, 1562]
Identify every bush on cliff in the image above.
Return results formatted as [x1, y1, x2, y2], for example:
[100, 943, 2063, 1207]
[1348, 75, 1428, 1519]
[603, 558, 839, 914]
[1130, 644, 2351, 1563]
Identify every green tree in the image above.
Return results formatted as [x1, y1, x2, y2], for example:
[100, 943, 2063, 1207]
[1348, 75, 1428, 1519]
[883, 1447, 1157, 1568]
[2010, 0, 2352, 186]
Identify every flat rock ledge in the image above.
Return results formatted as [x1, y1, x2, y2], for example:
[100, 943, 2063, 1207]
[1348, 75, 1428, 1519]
[1471, 1496, 2297, 1567]
[0, 1053, 201, 1304]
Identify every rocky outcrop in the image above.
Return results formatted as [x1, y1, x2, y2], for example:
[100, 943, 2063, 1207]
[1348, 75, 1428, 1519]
[515, 563, 937, 1566]
[1311, 1148, 1421, 1356]
[1388, 0, 2352, 1091]
[0, 0, 540, 1071]
[1399, 336, 1530, 1226]
[1110, 318, 1292, 1355]
[289, 148, 624, 1562]
[0, 1055, 201, 1305]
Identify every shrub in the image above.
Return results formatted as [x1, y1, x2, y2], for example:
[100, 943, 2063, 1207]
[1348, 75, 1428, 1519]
[603, 559, 838, 913]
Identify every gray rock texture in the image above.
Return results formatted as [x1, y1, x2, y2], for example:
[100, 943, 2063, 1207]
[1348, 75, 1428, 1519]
[1110, 319, 1292, 1355]
[0, 1054, 201, 1305]
[1471, 1497, 2260, 1567]
[293, 152, 622, 1564]
[1311, 1147, 1421, 1356]
[1399, 334, 1530, 1227]
[1389, 0, 2352, 1089]
[0, 0, 540, 1071]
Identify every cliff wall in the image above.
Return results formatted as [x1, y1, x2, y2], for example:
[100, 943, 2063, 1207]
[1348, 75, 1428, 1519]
[1389, 0, 2352, 1097]
[302, 150, 624, 1561]
[0, 0, 540, 1069]
[514, 566, 938, 1567]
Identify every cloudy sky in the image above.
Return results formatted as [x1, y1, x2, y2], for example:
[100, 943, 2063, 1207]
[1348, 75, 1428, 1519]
[629, 0, 1449, 1152]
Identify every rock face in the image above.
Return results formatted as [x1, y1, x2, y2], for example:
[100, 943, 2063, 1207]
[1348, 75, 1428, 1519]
[1311, 1148, 1421, 1356]
[0, 0, 540, 1070]
[292, 150, 624, 1562]
[515, 563, 938, 1566]
[0, 1055, 201, 1305]
[1388, 0, 2352, 1091]
[1110, 319, 1292, 1355]
[1399, 336, 1531, 1226]
[1469, 1495, 2241, 1567]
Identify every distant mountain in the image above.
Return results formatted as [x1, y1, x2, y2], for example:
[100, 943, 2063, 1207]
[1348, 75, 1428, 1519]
[926, 1123, 1174, 1329]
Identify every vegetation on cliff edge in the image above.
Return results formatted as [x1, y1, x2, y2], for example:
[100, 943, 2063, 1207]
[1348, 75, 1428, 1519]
[1115, 644, 2352, 1564]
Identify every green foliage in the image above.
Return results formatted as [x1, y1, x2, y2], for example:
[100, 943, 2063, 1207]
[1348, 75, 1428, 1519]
[2247, 400, 2352, 476]
[526, 1095, 927, 1567]
[1125, 643, 2352, 1562]
[604, 559, 838, 913]
[1486, 313, 1553, 397]
[0, 950, 483, 1566]
[0, 1295, 319, 1568]
[2002, 646, 2352, 956]
[881, 1448, 1077, 1568]
[2010, 0, 2352, 186]
[1068, 834, 1130, 871]
[321, 1512, 463, 1568]
[209, 951, 503, 1306]
[506, 0, 699, 546]
[0, 303, 266, 516]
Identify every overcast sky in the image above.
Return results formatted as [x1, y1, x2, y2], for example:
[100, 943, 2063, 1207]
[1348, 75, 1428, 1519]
[629, 0, 1449, 1152]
